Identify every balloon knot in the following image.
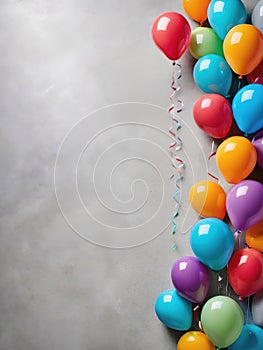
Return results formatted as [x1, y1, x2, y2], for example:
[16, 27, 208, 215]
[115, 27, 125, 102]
[238, 74, 243, 80]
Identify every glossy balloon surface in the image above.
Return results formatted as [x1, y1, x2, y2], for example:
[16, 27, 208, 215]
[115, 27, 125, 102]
[152, 12, 191, 60]
[247, 59, 263, 85]
[216, 136, 257, 184]
[171, 256, 210, 303]
[208, 0, 247, 40]
[190, 218, 234, 271]
[232, 84, 263, 134]
[228, 248, 263, 297]
[201, 296, 244, 348]
[178, 331, 216, 350]
[229, 324, 263, 350]
[246, 219, 263, 252]
[189, 27, 223, 59]
[193, 93, 233, 138]
[189, 180, 226, 219]
[252, 290, 263, 327]
[252, 0, 263, 34]
[226, 180, 263, 231]
[193, 54, 232, 96]
[252, 129, 263, 169]
[182, 0, 211, 24]
[155, 290, 192, 331]
[223, 24, 263, 76]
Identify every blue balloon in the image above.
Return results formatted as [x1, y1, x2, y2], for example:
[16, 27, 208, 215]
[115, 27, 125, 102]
[155, 290, 192, 330]
[232, 84, 263, 134]
[193, 54, 232, 96]
[190, 218, 234, 271]
[208, 0, 247, 40]
[229, 324, 263, 350]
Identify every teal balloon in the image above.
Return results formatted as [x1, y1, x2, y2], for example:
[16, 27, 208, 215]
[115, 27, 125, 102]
[193, 54, 232, 96]
[155, 290, 192, 330]
[229, 324, 263, 350]
[208, 0, 247, 39]
[190, 218, 234, 271]
[232, 84, 263, 134]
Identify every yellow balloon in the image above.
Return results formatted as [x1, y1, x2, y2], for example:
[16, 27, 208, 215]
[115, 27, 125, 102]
[178, 331, 216, 350]
[182, 0, 211, 24]
[223, 24, 263, 76]
[246, 219, 263, 252]
[216, 136, 257, 184]
[189, 180, 226, 219]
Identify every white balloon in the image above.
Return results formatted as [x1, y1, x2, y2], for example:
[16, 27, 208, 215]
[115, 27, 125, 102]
[252, 289, 263, 327]
[252, 0, 263, 34]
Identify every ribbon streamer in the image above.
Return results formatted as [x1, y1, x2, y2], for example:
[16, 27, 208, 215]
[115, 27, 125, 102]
[168, 62, 185, 247]
[207, 140, 219, 182]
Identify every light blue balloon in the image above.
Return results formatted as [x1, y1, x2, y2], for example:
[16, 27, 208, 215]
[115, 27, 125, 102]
[229, 324, 263, 350]
[155, 290, 192, 330]
[190, 218, 234, 271]
[232, 84, 263, 134]
[208, 0, 247, 39]
[193, 54, 232, 96]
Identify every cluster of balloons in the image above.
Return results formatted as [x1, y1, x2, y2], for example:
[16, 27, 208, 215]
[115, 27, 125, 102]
[152, 1, 263, 349]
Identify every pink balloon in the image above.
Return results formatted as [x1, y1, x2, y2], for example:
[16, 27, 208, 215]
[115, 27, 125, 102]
[226, 180, 263, 231]
[252, 129, 263, 169]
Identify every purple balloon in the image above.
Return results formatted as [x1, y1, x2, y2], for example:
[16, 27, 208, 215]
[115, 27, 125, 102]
[171, 256, 210, 304]
[226, 180, 263, 231]
[252, 129, 263, 169]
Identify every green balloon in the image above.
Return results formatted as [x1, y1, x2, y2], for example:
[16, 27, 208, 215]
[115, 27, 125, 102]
[201, 296, 244, 348]
[189, 27, 224, 59]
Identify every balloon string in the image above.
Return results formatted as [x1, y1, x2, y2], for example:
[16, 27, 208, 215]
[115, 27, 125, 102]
[169, 62, 185, 248]
[217, 272, 223, 295]
[246, 296, 251, 324]
[207, 140, 219, 182]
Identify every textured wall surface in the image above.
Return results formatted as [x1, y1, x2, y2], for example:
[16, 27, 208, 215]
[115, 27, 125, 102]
[0, 1, 258, 349]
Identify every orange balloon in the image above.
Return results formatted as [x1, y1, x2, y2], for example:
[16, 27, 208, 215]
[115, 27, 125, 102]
[246, 219, 263, 252]
[182, 0, 211, 24]
[178, 331, 216, 350]
[189, 180, 226, 219]
[216, 136, 257, 184]
[223, 24, 263, 76]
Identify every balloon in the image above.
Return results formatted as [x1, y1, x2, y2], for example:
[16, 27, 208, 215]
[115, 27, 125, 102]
[232, 84, 263, 134]
[229, 324, 263, 350]
[193, 93, 233, 138]
[177, 331, 216, 350]
[246, 219, 263, 252]
[216, 136, 257, 184]
[189, 180, 226, 219]
[252, 129, 263, 169]
[201, 295, 244, 348]
[189, 27, 223, 60]
[155, 290, 192, 330]
[193, 54, 232, 96]
[226, 180, 263, 231]
[252, 0, 263, 34]
[190, 218, 234, 271]
[151, 12, 191, 60]
[247, 59, 263, 85]
[182, 0, 211, 24]
[228, 248, 263, 297]
[252, 290, 263, 327]
[171, 256, 210, 303]
[223, 24, 263, 76]
[208, 0, 247, 40]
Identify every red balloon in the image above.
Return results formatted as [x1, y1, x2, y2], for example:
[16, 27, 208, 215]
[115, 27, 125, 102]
[151, 12, 191, 60]
[228, 248, 263, 297]
[247, 59, 263, 85]
[193, 94, 233, 139]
